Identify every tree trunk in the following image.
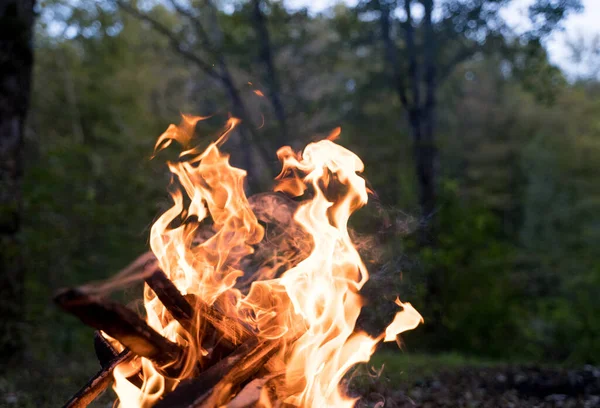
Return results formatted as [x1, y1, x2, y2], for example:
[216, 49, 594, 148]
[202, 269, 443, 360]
[412, 115, 436, 242]
[418, 0, 437, 238]
[409, 111, 435, 218]
[218, 62, 273, 192]
[380, 0, 437, 229]
[0, 0, 35, 362]
[204, 0, 273, 191]
[250, 0, 289, 145]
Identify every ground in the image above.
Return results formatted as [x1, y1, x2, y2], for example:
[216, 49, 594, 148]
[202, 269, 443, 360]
[2, 348, 599, 407]
[354, 351, 600, 408]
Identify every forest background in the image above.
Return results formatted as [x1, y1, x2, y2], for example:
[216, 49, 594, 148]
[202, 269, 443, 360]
[1, 0, 599, 405]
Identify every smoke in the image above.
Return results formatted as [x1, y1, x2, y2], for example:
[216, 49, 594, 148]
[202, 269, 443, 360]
[77, 252, 158, 297]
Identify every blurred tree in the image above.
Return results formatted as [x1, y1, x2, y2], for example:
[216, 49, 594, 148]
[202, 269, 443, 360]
[439, 46, 564, 232]
[349, 1, 583, 343]
[508, 38, 567, 104]
[518, 84, 600, 361]
[250, 0, 288, 141]
[13, 0, 600, 382]
[356, 0, 582, 238]
[411, 181, 522, 356]
[22, 1, 196, 359]
[113, 0, 294, 190]
[0, 0, 36, 362]
[566, 33, 600, 81]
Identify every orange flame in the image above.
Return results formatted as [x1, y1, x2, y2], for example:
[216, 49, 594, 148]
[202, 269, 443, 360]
[326, 126, 342, 141]
[112, 115, 423, 407]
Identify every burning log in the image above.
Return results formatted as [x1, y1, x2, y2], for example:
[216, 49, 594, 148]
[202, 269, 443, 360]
[54, 288, 182, 365]
[63, 349, 132, 408]
[145, 267, 255, 348]
[153, 338, 258, 408]
[194, 339, 282, 408]
[56, 267, 265, 408]
[94, 330, 120, 367]
[93, 331, 144, 386]
[145, 268, 194, 329]
[56, 118, 425, 407]
[187, 294, 255, 346]
[153, 336, 280, 408]
[222, 374, 282, 408]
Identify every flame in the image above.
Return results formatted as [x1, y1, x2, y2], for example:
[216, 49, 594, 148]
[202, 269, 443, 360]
[384, 298, 424, 343]
[325, 126, 342, 141]
[112, 116, 423, 407]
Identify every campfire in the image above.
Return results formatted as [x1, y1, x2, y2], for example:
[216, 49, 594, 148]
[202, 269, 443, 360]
[55, 115, 423, 408]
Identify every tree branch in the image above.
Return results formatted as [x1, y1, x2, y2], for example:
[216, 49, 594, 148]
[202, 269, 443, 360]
[167, 0, 217, 56]
[115, 0, 222, 81]
[116, 0, 274, 188]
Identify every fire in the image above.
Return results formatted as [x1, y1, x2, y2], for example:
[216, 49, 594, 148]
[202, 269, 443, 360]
[112, 115, 423, 407]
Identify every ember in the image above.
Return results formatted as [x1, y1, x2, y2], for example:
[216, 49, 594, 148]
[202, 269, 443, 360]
[55, 115, 423, 408]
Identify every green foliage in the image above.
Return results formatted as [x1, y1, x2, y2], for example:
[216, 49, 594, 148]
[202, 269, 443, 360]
[510, 39, 567, 104]
[407, 181, 524, 358]
[368, 350, 502, 385]
[529, 0, 583, 36]
[516, 84, 600, 363]
[8, 1, 600, 403]
[21, 4, 191, 366]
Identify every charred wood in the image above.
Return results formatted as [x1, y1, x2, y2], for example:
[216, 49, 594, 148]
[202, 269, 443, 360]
[93, 330, 119, 368]
[54, 288, 182, 366]
[154, 336, 274, 408]
[145, 268, 194, 330]
[217, 372, 283, 408]
[194, 339, 281, 408]
[62, 349, 132, 408]
[145, 267, 255, 347]
[144, 268, 257, 369]
[185, 294, 256, 347]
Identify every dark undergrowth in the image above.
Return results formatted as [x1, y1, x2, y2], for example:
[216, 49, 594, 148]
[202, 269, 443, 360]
[351, 350, 600, 407]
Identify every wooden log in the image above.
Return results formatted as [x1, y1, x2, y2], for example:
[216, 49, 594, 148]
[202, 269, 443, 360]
[145, 268, 194, 330]
[94, 331, 119, 368]
[54, 288, 182, 365]
[144, 268, 255, 349]
[62, 349, 132, 408]
[93, 330, 145, 388]
[222, 372, 284, 408]
[154, 337, 267, 408]
[145, 268, 251, 371]
[194, 339, 281, 408]
[190, 192, 310, 289]
[187, 294, 255, 347]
